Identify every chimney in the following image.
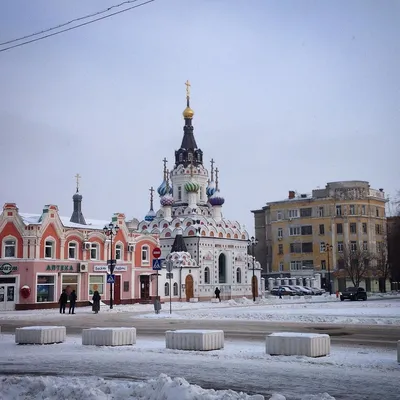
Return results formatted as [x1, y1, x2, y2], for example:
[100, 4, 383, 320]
[288, 191, 295, 200]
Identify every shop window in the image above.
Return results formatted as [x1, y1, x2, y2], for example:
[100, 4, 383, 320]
[173, 282, 178, 296]
[89, 275, 104, 295]
[116, 244, 122, 260]
[141, 245, 149, 263]
[45, 240, 54, 259]
[36, 275, 55, 302]
[4, 239, 16, 258]
[68, 242, 77, 260]
[90, 243, 98, 260]
[61, 274, 78, 299]
[164, 282, 170, 296]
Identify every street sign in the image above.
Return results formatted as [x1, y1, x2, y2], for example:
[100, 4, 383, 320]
[166, 272, 173, 279]
[166, 260, 174, 272]
[152, 259, 162, 270]
[152, 247, 162, 258]
[107, 274, 115, 284]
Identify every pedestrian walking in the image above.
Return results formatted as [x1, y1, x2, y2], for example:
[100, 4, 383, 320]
[214, 287, 221, 302]
[69, 290, 77, 314]
[58, 289, 68, 314]
[92, 290, 101, 314]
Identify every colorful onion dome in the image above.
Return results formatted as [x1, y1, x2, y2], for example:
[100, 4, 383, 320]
[157, 180, 168, 196]
[160, 194, 174, 207]
[209, 190, 225, 206]
[144, 209, 156, 222]
[184, 180, 200, 193]
[206, 180, 216, 197]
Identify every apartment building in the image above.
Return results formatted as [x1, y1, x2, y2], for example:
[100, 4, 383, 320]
[252, 181, 388, 292]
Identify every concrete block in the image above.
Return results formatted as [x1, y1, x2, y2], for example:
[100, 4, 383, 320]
[82, 327, 136, 346]
[189, 298, 199, 303]
[211, 298, 220, 303]
[166, 329, 224, 351]
[15, 326, 66, 344]
[266, 332, 330, 357]
[397, 340, 400, 363]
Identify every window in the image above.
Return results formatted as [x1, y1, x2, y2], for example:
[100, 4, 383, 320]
[199, 187, 203, 201]
[61, 274, 78, 299]
[349, 205, 355, 215]
[179, 153, 183, 162]
[363, 241, 368, 251]
[45, 240, 54, 259]
[302, 242, 313, 253]
[319, 224, 325, 235]
[318, 207, 324, 217]
[320, 242, 325, 253]
[303, 260, 314, 269]
[236, 268, 242, 283]
[361, 205, 366, 215]
[279, 262, 284, 272]
[300, 208, 312, 218]
[123, 281, 129, 292]
[89, 275, 104, 295]
[173, 282, 178, 296]
[36, 275, 55, 302]
[278, 244, 283, 255]
[290, 243, 301, 253]
[350, 223, 357, 234]
[351, 241, 357, 251]
[321, 260, 326, 270]
[141, 245, 149, 263]
[115, 244, 122, 260]
[90, 243, 98, 260]
[289, 227, 301, 236]
[4, 239, 16, 258]
[68, 242, 77, 260]
[336, 205, 342, 216]
[376, 208, 379, 217]
[277, 211, 282, 220]
[164, 282, 170, 296]
[362, 223, 367, 234]
[337, 241, 343, 252]
[301, 225, 312, 235]
[337, 224, 343, 234]
[178, 186, 182, 201]
[288, 209, 299, 219]
[278, 228, 283, 238]
[375, 224, 382, 235]
[204, 267, 210, 284]
[290, 261, 302, 271]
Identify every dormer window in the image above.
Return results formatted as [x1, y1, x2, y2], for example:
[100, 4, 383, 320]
[188, 153, 193, 161]
[4, 239, 16, 258]
[179, 153, 183, 162]
[45, 240, 54, 259]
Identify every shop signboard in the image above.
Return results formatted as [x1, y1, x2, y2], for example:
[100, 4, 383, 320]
[94, 265, 128, 272]
[0, 263, 18, 275]
[46, 265, 75, 272]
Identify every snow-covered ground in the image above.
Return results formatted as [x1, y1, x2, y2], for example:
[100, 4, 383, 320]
[0, 333, 399, 400]
[1, 295, 400, 326]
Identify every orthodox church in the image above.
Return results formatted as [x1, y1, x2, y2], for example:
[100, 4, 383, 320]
[135, 82, 262, 301]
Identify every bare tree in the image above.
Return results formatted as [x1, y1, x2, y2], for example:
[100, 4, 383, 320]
[338, 243, 373, 287]
[373, 240, 390, 292]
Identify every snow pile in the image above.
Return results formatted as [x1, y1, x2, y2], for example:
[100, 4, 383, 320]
[0, 373, 336, 400]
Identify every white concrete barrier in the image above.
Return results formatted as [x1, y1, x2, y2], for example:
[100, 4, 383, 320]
[15, 326, 66, 344]
[189, 298, 199, 303]
[397, 340, 400, 363]
[266, 332, 330, 357]
[210, 298, 220, 303]
[82, 327, 136, 346]
[166, 329, 224, 351]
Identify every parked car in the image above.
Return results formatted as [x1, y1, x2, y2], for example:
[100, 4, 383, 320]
[270, 286, 295, 296]
[303, 286, 322, 295]
[281, 285, 304, 296]
[340, 287, 367, 301]
[293, 286, 313, 295]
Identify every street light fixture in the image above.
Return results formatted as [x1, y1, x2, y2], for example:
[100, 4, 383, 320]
[248, 236, 259, 302]
[324, 243, 333, 295]
[103, 222, 119, 309]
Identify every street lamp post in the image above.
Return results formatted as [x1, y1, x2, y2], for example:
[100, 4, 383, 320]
[248, 236, 259, 302]
[103, 222, 119, 309]
[324, 243, 333, 295]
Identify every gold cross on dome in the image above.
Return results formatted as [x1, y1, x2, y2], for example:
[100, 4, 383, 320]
[75, 173, 81, 192]
[185, 80, 191, 98]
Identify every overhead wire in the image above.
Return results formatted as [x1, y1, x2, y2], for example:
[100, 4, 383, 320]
[0, 0, 155, 53]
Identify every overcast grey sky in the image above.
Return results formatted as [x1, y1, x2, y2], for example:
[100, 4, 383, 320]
[0, 0, 399, 231]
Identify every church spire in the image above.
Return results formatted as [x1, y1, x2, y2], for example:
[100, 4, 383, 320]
[70, 173, 86, 225]
[175, 80, 203, 168]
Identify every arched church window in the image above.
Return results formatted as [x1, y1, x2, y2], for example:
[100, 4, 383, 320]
[188, 153, 193, 161]
[173, 282, 178, 296]
[178, 186, 182, 201]
[218, 254, 227, 284]
[204, 267, 210, 284]
[164, 282, 169, 296]
[236, 268, 242, 283]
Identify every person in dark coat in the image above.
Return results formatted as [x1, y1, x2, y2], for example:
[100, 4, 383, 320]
[58, 289, 68, 314]
[214, 287, 221, 302]
[69, 290, 77, 314]
[92, 290, 101, 314]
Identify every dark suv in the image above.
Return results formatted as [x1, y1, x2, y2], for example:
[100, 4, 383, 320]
[340, 287, 367, 301]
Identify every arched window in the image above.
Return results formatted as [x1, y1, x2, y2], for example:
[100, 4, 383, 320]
[3, 237, 16, 258]
[68, 242, 77, 260]
[236, 267, 242, 283]
[204, 267, 210, 284]
[116, 243, 122, 260]
[173, 282, 178, 296]
[218, 253, 226, 283]
[44, 238, 55, 259]
[141, 245, 149, 263]
[165, 282, 170, 296]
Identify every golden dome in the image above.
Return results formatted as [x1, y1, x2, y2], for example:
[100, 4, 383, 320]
[183, 106, 194, 119]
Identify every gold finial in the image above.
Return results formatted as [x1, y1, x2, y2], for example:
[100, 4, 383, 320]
[75, 173, 81, 193]
[185, 80, 191, 99]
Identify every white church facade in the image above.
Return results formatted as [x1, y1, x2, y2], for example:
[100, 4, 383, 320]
[135, 83, 262, 301]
